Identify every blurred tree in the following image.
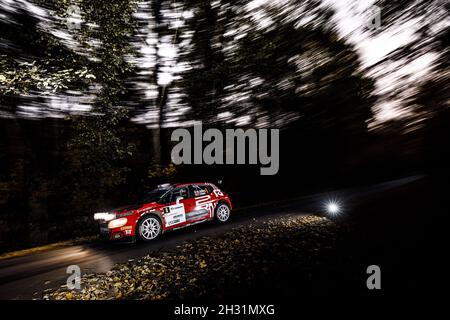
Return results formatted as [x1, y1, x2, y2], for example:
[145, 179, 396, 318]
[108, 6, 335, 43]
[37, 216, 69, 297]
[373, 0, 449, 172]
[370, 0, 448, 66]
[176, 0, 234, 123]
[0, 1, 96, 108]
[0, 0, 97, 245]
[61, 0, 138, 212]
[177, 0, 374, 132]
[234, 24, 375, 132]
[370, 0, 448, 122]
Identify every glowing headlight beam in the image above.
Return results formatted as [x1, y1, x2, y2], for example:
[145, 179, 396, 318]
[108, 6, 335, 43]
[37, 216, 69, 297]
[108, 217, 128, 229]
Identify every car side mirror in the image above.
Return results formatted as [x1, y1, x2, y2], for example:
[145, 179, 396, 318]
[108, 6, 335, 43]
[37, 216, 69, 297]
[176, 196, 183, 204]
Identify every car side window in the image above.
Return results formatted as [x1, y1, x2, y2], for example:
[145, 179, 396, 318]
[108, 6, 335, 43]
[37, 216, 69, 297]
[190, 184, 212, 197]
[170, 187, 188, 202]
[158, 191, 172, 204]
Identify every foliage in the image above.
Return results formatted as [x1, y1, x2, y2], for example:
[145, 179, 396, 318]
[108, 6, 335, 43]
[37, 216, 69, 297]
[371, 0, 449, 127]
[148, 162, 177, 179]
[61, 0, 139, 210]
[0, 1, 95, 104]
[0, 55, 95, 95]
[177, 0, 375, 132]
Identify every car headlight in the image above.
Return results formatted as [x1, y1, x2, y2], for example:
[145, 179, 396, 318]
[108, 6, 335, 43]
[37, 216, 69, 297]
[94, 212, 116, 221]
[108, 217, 128, 229]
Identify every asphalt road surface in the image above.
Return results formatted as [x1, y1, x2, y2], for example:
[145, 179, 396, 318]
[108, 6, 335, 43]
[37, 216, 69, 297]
[0, 175, 423, 300]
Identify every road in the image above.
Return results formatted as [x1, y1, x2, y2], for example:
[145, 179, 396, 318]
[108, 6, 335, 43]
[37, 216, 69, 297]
[0, 175, 423, 300]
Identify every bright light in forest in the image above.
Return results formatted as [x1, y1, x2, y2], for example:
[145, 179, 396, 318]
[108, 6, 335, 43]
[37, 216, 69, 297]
[325, 200, 342, 216]
[327, 202, 339, 214]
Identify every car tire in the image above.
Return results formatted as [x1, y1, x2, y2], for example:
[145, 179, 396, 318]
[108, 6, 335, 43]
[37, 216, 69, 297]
[215, 203, 231, 223]
[137, 215, 162, 241]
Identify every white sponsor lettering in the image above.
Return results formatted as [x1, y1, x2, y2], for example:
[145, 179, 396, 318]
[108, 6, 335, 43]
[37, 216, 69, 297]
[164, 204, 186, 227]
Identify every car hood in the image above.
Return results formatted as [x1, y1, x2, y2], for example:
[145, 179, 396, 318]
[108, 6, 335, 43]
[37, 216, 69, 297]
[108, 204, 142, 214]
[109, 202, 159, 214]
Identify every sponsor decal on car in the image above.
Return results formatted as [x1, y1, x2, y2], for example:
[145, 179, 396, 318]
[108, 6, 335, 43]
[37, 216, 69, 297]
[195, 195, 217, 218]
[186, 209, 209, 222]
[164, 204, 186, 227]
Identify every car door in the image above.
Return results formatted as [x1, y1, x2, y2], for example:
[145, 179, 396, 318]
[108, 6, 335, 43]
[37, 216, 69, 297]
[160, 186, 194, 229]
[187, 184, 215, 221]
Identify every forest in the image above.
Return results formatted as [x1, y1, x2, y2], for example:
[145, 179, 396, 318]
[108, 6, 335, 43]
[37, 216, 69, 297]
[0, 0, 448, 252]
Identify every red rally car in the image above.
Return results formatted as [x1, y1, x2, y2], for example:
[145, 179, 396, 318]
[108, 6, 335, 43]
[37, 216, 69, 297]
[94, 182, 232, 241]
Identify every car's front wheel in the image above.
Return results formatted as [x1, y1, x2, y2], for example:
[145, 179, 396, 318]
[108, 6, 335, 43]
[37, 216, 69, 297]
[138, 216, 162, 241]
[215, 203, 231, 223]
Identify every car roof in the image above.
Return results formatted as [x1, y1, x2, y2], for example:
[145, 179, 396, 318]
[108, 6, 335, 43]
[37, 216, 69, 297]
[174, 182, 212, 188]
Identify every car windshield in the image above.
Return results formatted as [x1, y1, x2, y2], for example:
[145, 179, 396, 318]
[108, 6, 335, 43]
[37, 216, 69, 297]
[138, 188, 171, 204]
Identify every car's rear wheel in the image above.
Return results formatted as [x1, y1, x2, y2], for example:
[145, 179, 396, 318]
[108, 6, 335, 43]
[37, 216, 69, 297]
[215, 203, 231, 223]
[138, 216, 162, 241]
